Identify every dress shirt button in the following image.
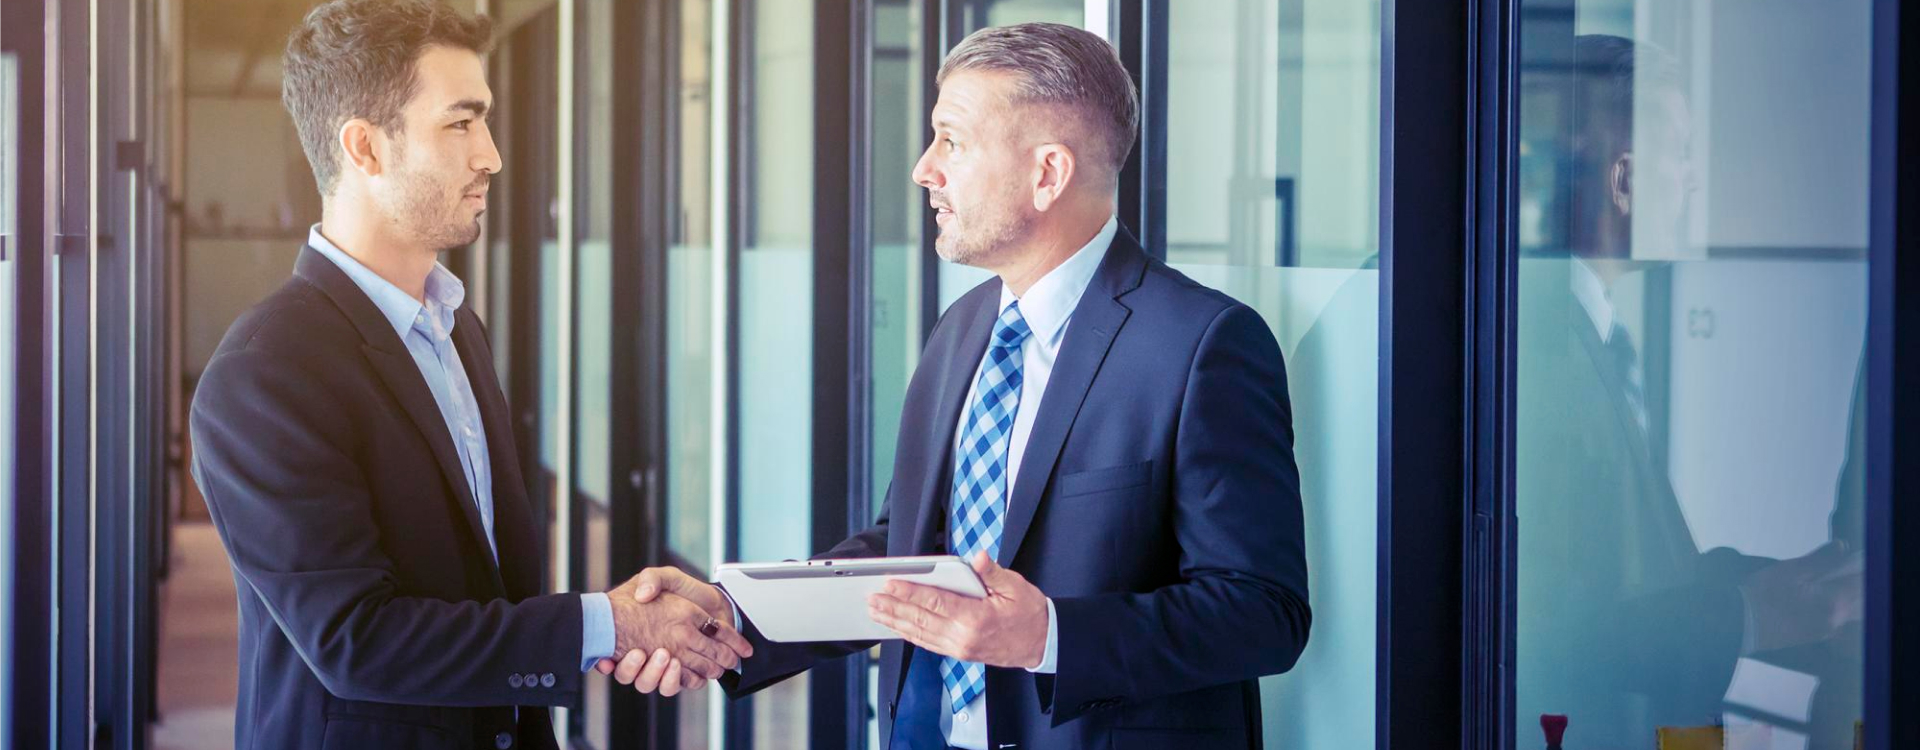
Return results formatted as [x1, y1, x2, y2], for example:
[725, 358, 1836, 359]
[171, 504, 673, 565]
[508, 674, 524, 688]
[540, 673, 556, 688]
[494, 731, 514, 749]
[956, 710, 970, 724]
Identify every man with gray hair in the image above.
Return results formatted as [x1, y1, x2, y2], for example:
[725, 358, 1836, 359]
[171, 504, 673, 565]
[608, 22, 1310, 749]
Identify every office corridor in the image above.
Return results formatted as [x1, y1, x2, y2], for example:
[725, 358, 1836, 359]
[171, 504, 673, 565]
[152, 524, 237, 750]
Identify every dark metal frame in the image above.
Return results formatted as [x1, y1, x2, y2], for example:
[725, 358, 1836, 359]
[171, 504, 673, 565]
[811, 0, 878, 747]
[2, 0, 53, 743]
[1463, 0, 1518, 746]
[1378, 0, 1476, 747]
[1862, 0, 1916, 748]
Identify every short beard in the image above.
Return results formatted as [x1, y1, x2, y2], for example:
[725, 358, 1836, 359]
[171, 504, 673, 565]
[935, 194, 1032, 269]
[384, 148, 483, 253]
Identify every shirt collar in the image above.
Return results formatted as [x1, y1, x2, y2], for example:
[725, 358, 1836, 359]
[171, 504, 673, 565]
[1569, 258, 1615, 342]
[307, 224, 465, 342]
[998, 215, 1118, 343]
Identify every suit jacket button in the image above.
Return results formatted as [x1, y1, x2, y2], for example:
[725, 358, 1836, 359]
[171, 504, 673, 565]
[523, 673, 540, 688]
[494, 731, 514, 749]
[540, 673, 556, 688]
[508, 674, 524, 689]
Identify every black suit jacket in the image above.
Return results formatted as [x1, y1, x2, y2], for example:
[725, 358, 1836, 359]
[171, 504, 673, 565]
[1513, 259, 1766, 745]
[191, 247, 581, 750]
[722, 232, 1313, 749]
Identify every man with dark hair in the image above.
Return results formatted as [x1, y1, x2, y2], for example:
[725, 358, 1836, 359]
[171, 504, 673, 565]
[604, 22, 1311, 750]
[190, 2, 749, 748]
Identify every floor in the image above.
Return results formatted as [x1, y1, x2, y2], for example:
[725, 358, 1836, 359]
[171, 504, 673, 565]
[152, 522, 239, 750]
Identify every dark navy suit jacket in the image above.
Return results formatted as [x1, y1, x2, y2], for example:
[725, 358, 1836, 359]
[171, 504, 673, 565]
[190, 247, 579, 750]
[721, 231, 1312, 750]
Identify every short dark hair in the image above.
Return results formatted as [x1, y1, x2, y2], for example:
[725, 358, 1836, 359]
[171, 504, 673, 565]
[937, 22, 1140, 185]
[282, 0, 493, 196]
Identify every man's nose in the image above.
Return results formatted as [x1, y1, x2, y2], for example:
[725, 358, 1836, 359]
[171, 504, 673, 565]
[475, 129, 503, 175]
[911, 146, 941, 189]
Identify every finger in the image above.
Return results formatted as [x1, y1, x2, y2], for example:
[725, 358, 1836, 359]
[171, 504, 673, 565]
[868, 596, 952, 653]
[659, 660, 684, 697]
[710, 622, 754, 662]
[634, 648, 672, 693]
[612, 649, 648, 684]
[594, 658, 616, 675]
[682, 668, 706, 692]
[678, 650, 725, 681]
[880, 581, 957, 615]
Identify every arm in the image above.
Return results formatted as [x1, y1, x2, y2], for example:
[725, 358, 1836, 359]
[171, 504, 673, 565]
[191, 346, 589, 707]
[1044, 303, 1312, 724]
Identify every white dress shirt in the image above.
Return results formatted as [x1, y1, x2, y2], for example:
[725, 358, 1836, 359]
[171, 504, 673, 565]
[941, 216, 1117, 750]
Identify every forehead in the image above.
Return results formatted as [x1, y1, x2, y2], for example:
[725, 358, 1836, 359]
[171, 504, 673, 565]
[932, 69, 1020, 129]
[408, 45, 492, 113]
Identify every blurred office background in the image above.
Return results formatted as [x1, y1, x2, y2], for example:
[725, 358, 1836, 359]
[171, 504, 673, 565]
[0, 0, 1913, 748]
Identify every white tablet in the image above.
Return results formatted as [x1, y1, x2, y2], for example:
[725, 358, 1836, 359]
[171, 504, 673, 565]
[715, 555, 987, 643]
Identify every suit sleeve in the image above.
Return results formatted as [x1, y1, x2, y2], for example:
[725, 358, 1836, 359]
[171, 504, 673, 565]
[1045, 303, 1312, 725]
[719, 497, 893, 697]
[191, 345, 586, 707]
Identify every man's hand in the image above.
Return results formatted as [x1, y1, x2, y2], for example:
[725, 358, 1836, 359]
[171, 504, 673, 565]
[1742, 543, 1865, 652]
[605, 573, 753, 684]
[866, 552, 1050, 669]
[597, 567, 749, 695]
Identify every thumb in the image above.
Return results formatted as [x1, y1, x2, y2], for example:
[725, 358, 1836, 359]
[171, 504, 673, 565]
[971, 551, 1003, 581]
[633, 570, 663, 603]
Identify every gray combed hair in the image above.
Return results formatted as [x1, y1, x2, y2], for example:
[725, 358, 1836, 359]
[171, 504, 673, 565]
[937, 22, 1141, 184]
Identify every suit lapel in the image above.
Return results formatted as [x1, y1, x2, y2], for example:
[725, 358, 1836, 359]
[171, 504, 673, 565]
[910, 291, 999, 556]
[996, 235, 1146, 568]
[454, 309, 527, 596]
[294, 248, 505, 589]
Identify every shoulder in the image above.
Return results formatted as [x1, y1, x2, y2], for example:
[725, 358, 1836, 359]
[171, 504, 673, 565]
[1126, 257, 1267, 348]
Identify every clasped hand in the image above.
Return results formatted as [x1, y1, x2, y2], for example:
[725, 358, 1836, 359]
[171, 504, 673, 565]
[594, 570, 754, 696]
[600, 553, 1050, 697]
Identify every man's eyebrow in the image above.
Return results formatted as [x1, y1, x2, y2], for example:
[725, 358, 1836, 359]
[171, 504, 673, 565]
[447, 99, 490, 118]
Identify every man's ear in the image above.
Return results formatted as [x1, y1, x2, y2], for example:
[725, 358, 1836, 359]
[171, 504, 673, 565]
[338, 118, 385, 180]
[1031, 143, 1076, 212]
[1609, 152, 1634, 218]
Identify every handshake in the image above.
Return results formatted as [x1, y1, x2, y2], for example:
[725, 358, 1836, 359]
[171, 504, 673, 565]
[594, 567, 752, 696]
[592, 552, 1055, 697]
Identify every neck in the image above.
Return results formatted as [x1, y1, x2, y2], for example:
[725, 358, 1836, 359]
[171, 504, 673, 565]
[991, 205, 1111, 298]
[320, 201, 436, 302]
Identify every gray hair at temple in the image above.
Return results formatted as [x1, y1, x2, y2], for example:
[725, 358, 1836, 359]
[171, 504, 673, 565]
[937, 22, 1141, 189]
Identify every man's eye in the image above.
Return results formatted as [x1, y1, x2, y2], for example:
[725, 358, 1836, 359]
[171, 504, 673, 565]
[451, 120, 471, 131]
[943, 138, 958, 150]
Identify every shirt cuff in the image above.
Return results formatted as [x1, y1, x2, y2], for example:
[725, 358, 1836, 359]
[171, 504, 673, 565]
[579, 592, 617, 672]
[1026, 598, 1059, 674]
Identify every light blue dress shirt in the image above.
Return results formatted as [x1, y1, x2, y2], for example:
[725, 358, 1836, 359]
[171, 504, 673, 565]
[935, 215, 1113, 749]
[307, 226, 614, 673]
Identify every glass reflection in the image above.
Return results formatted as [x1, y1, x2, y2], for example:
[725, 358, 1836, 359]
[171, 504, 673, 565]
[1514, 5, 1870, 747]
[1163, 0, 1380, 746]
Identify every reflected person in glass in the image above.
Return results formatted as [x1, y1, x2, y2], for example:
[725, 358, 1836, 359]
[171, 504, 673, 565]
[1514, 34, 1864, 747]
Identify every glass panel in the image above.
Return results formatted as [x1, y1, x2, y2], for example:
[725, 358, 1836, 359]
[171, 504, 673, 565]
[575, 0, 616, 508]
[935, 0, 1085, 309]
[573, 1, 617, 745]
[1164, 0, 1380, 747]
[737, 0, 816, 744]
[667, 0, 719, 741]
[1513, 3, 1872, 748]
[869, 0, 926, 522]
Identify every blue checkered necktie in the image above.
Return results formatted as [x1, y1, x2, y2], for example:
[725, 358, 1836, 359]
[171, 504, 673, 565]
[941, 301, 1031, 714]
[1604, 321, 1650, 437]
